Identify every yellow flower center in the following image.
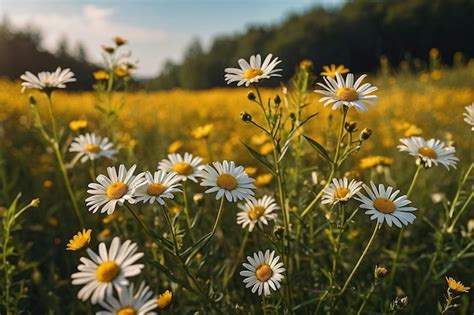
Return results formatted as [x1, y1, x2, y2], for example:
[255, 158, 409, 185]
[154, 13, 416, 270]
[95, 261, 119, 282]
[248, 205, 266, 220]
[243, 68, 263, 80]
[216, 173, 238, 190]
[117, 307, 136, 315]
[336, 87, 358, 101]
[335, 188, 350, 199]
[374, 198, 396, 214]
[255, 264, 273, 282]
[418, 146, 437, 159]
[85, 144, 100, 153]
[173, 162, 193, 175]
[147, 183, 166, 196]
[106, 182, 128, 199]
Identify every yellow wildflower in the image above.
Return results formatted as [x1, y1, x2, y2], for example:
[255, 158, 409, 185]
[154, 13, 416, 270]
[69, 119, 88, 132]
[191, 123, 214, 140]
[43, 180, 53, 189]
[66, 229, 92, 251]
[446, 277, 470, 293]
[255, 173, 273, 187]
[245, 166, 258, 176]
[115, 66, 129, 78]
[359, 156, 394, 169]
[156, 290, 172, 310]
[93, 70, 110, 81]
[299, 59, 313, 70]
[320, 64, 349, 78]
[259, 143, 273, 155]
[168, 140, 184, 153]
[404, 124, 423, 137]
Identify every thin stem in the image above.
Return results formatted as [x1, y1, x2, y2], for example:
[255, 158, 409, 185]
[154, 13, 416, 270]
[124, 203, 153, 240]
[182, 181, 195, 242]
[301, 107, 347, 218]
[160, 205, 221, 313]
[338, 222, 380, 299]
[202, 198, 225, 249]
[356, 281, 376, 315]
[224, 229, 249, 286]
[45, 93, 84, 228]
[447, 191, 473, 232]
[255, 85, 293, 312]
[389, 164, 423, 284]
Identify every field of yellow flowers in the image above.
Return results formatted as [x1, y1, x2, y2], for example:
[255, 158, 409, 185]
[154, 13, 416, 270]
[0, 43, 473, 314]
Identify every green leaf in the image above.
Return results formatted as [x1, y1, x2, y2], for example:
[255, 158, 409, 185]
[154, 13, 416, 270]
[241, 142, 275, 174]
[303, 135, 332, 164]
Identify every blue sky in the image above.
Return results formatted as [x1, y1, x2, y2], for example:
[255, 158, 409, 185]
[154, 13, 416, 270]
[2, 0, 344, 77]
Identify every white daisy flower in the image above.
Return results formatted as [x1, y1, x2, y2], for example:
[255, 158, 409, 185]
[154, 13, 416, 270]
[355, 182, 417, 228]
[398, 137, 458, 169]
[314, 72, 378, 112]
[321, 178, 363, 205]
[224, 54, 282, 87]
[158, 153, 203, 182]
[237, 195, 279, 232]
[86, 164, 145, 215]
[20, 67, 76, 93]
[69, 133, 117, 164]
[134, 171, 182, 205]
[463, 103, 474, 130]
[240, 249, 285, 296]
[199, 160, 255, 202]
[97, 281, 158, 315]
[71, 237, 144, 305]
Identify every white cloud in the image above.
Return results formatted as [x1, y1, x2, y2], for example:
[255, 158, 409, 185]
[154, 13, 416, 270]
[7, 5, 167, 77]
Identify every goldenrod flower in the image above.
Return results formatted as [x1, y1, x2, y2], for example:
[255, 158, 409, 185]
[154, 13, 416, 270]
[404, 124, 423, 137]
[66, 229, 92, 251]
[191, 123, 214, 140]
[359, 155, 394, 169]
[446, 277, 470, 293]
[320, 64, 349, 78]
[69, 119, 88, 132]
[255, 173, 273, 187]
[259, 143, 273, 155]
[245, 166, 258, 176]
[156, 290, 172, 310]
[168, 140, 184, 153]
[115, 66, 129, 78]
[93, 70, 109, 81]
[43, 180, 53, 189]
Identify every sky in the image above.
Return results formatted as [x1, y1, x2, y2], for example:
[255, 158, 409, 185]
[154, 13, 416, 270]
[1, 0, 344, 77]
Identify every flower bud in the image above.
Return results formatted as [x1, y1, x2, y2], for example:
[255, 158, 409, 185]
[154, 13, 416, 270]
[240, 111, 252, 122]
[30, 198, 40, 208]
[247, 91, 256, 101]
[193, 193, 205, 207]
[359, 128, 372, 141]
[344, 121, 357, 132]
[274, 95, 281, 106]
[102, 45, 115, 54]
[273, 225, 284, 239]
[374, 265, 388, 279]
[29, 95, 37, 107]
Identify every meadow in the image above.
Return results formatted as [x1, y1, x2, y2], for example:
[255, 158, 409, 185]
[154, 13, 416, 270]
[0, 43, 473, 314]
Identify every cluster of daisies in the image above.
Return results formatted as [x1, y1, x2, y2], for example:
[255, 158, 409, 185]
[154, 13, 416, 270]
[81, 153, 287, 296]
[70, 236, 171, 313]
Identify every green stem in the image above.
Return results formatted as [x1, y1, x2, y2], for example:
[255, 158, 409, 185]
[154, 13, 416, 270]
[338, 222, 380, 300]
[447, 191, 473, 232]
[224, 229, 249, 287]
[356, 281, 376, 315]
[202, 198, 225, 250]
[389, 164, 423, 284]
[182, 182, 195, 242]
[124, 203, 153, 240]
[160, 205, 221, 313]
[254, 86, 293, 312]
[46, 93, 84, 228]
[301, 107, 347, 218]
